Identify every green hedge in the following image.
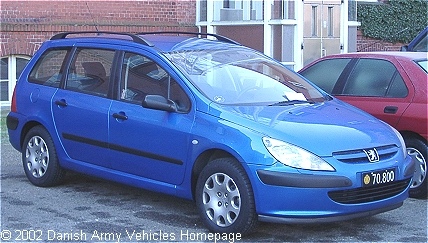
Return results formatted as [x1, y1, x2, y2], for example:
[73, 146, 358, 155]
[357, 0, 428, 43]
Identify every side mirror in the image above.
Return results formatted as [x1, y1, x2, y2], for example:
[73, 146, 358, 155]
[142, 94, 177, 112]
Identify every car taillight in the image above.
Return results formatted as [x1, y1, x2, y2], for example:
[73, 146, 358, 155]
[10, 87, 17, 112]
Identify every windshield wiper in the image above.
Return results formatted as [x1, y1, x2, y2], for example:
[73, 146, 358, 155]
[269, 100, 313, 106]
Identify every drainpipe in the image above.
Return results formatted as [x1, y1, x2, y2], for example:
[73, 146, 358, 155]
[264, 0, 273, 57]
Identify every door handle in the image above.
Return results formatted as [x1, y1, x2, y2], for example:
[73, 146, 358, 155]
[113, 112, 128, 120]
[54, 99, 67, 107]
[384, 106, 398, 114]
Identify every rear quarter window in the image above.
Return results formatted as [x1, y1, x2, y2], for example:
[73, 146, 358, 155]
[28, 48, 71, 87]
[386, 72, 408, 98]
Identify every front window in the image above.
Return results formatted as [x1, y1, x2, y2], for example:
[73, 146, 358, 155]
[299, 58, 352, 94]
[120, 52, 190, 112]
[166, 46, 326, 105]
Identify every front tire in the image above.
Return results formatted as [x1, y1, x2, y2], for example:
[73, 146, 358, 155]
[406, 137, 427, 198]
[22, 126, 66, 187]
[195, 158, 257, 235]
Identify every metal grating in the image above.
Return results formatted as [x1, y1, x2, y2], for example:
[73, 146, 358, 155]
[332, 144, 398, 163]
[328, 179, 411, 204]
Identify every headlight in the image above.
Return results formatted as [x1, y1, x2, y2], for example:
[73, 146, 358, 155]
[262, 137, 335, 171]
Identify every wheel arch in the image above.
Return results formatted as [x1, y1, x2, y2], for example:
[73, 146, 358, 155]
[20, 120, 44, 149]
[400, 130, 428, 198]
[400, 130, 427, 145]
[191, 149, 244, 200]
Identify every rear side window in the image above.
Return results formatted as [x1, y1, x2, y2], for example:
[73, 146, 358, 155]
[343, 58, 407, 97]
[66, 48, 115, 97]
[300, 58, 351, 93]
[386, 73, 408, 98]
[29, 48, 70, 87]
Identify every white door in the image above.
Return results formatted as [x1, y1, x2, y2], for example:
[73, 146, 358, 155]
[303, 0, 342, 66]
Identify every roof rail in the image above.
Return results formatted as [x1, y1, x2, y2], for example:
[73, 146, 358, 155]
[50, 31, 154, 47]
[138, 31, 240, 45]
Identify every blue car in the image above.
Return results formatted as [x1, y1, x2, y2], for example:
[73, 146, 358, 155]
[7, 32, 414, 234]
[401, 26, 428, 52]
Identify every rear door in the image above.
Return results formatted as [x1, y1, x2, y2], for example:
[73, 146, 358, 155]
[335, 58, 413, 126]
[52, 47, 115, 167]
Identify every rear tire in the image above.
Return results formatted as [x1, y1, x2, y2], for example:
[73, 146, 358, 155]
[195, 158, 258, 235]
[405, 137, 427, 198]
[22, 126, 66, 187]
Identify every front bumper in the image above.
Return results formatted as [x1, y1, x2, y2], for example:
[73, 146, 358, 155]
[259, 202, 403, 224]
[249, 155, 414, 223]
[257, 170, 352, 188]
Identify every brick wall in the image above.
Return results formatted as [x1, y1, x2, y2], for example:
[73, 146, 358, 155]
[1, 1, 406, 57]
[356, 30, 405, 52]
[0, 0, 198, 57]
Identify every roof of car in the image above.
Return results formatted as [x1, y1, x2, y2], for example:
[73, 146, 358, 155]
[141, 35, 239, 52]
[49, 31, 240, 52]
[322, 51, 427, 60]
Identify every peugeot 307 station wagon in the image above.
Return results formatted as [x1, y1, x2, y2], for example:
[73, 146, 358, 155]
[7, 32, 414, 234]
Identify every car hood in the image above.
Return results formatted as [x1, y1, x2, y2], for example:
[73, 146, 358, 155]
[210, 99, 399, 157]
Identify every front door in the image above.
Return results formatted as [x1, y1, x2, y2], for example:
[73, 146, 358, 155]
[108, 51, 194, 185]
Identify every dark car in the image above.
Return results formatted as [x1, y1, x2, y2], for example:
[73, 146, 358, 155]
[7, 32, 414, 234]
[299, 51, 427, 198]
[401, 27, 428, 52]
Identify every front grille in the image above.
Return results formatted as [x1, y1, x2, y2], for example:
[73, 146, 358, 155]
[332, 145, 398, 163]
[328, 179, 411, 204]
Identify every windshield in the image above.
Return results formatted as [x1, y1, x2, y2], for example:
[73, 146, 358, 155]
[165, 47, 326, 105]
[412, 34, 427, 52]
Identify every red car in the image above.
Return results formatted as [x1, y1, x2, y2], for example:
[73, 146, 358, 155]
[299, 52, 427, 198]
